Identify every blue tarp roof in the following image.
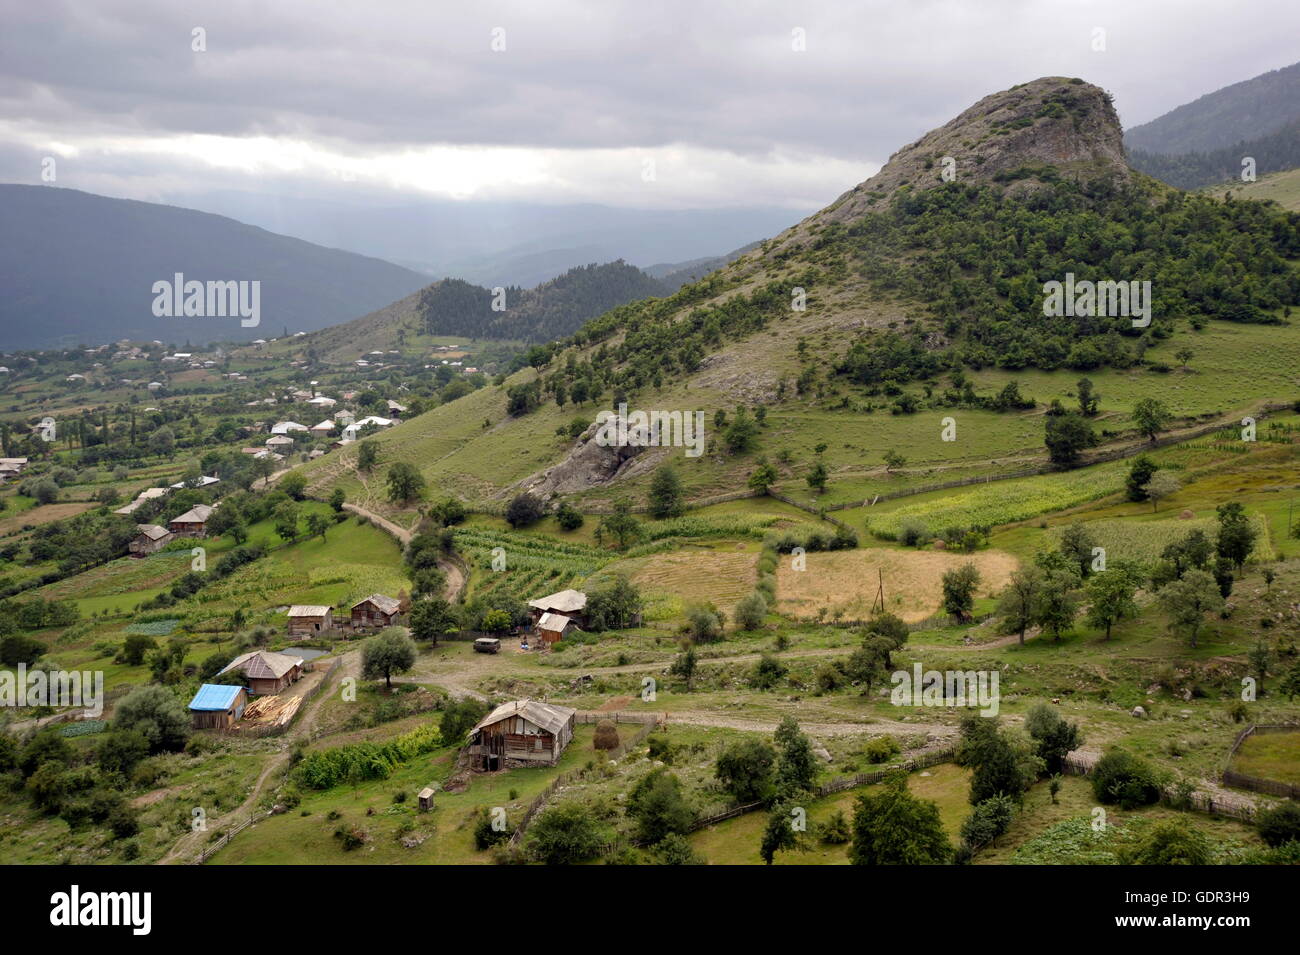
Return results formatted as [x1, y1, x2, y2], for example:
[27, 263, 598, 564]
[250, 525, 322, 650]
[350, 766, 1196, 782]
[189, 683, 244, 711]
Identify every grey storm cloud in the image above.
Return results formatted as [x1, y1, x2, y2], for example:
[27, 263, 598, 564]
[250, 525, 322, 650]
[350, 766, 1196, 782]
[0, 0, 1297, 207]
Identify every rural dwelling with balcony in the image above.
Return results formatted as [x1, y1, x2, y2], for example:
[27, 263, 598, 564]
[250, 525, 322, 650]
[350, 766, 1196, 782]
[350, 593, 402, 629]
[466, 699, 577, 770]
[168, 503, 215, 538]
[188, 683, 248, 729]
[287, 604, 333, 637]
[129, 523, 173, 556]
[218, 650, 303, 695]
[527, 588, 588, 629]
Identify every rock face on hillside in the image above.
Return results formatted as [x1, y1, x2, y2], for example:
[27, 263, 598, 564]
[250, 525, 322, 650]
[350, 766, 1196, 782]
[799, 77, 1130, 233]
[516, 416, 660, 499]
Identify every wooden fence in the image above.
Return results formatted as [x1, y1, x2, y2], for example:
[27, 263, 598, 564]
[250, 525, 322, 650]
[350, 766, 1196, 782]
[1221, 723, 1300, 800]
[1063, 746, 1263, 824]
[195, 809, 273, 864]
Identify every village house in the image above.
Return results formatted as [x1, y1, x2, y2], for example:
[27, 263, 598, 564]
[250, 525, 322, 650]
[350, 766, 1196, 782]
[129, 524, 173, 557]
[187, 683, 248, 729]
[217, 650, 303, 695]
[114, 486, 168, 516]
[265, 434, 295, 450]
[168, 503, 215, 538]
[466, 700, 577, 771]
[310, 419, 335, 436]
[527, 589, 588, 630]
[169, 475, 220, 490]
[287, 604, 333, 637]
[350, 594, 402, 629]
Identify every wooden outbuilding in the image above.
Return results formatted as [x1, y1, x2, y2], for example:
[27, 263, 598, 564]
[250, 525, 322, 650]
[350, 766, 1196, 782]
[287, 604, 333, 637]
[466, 700, 577, 770]
[129, 524, 173, 556]
[350, 594, 401, 630]
[188, 683, 248, 729]
[217, 650, 303, 695]
[536, 611, 578, 646]
[418, 787, 435, 811]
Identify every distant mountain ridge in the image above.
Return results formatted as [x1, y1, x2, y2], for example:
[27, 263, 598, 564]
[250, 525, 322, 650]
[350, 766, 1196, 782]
[1124, 60, 1300, 155]
[300, 259, 687, 360]
[0, 185, 429, 349]
[1129, 116, 1300, 189]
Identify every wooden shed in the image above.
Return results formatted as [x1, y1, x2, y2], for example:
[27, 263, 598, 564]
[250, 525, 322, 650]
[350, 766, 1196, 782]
[188, 683, 248, 729]
[418, 787, 435, 811]
[350, 593, 401, 630]
[287, 604, 333, 637]
[129, 524, 173, 557]
[466, 700, 577, 771]
[536, 611, 578, 646]
[217, 650, 303, 696]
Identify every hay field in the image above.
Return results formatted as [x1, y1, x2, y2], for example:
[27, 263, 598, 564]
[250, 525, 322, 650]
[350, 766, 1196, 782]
[777, 547, 1019, 622]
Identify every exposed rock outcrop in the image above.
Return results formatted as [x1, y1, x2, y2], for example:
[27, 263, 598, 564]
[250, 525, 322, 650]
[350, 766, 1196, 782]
[516, 416, 664, 500]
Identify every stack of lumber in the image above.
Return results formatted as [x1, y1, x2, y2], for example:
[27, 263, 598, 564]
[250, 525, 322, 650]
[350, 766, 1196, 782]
[239, 694, 302, 728]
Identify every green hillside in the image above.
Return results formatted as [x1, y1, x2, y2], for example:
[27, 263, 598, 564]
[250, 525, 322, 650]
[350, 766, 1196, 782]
[300, 77, 1300, 521]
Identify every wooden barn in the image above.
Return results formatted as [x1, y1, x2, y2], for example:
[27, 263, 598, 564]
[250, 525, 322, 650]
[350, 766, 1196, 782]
[168, 504, 215, 538]
[129, 524, 173, 557]
[350, 594, 402, 630]
[527, 588, 587, 629]
[287, 604, 333, 637]
[536, 611, 579, 646]
[188, 683, 248, 729]
[466, 700, 577, 771]
[217, 650, 303, 695]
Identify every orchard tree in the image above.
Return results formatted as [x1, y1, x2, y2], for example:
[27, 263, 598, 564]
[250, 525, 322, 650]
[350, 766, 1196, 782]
[997, 566, 1044, 645]
[1143, 470, 1182, 513]
[410, 597, 457, 645]
[1158, 569, 1223, 648]
[747, 457, 778, 495]
[849, 774, 951, 865]
[362, 629, 417, 689]
[386, 461, 426, 504]
[941, 563, 981, 623]
[1084, 561, 1141, 640]
[1132, 397, 1172, 442]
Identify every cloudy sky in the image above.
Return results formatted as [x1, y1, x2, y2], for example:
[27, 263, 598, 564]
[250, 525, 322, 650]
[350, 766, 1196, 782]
[2, 0, 1297, 214]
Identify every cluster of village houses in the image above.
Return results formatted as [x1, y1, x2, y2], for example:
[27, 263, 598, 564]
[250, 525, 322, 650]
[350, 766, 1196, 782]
[186, 589, 592, 768]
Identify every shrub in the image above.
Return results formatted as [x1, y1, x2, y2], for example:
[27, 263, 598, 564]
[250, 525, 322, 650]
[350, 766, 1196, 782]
[473, 807, 511, 849]
[1256, 801, 1300, 848]
[1120, 820, 1211, 865]
[898, 518, 929, 547]
[1091, 749, 1161, 809]
[733, 592, 767, 631]
[863, 736, 901, 764]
